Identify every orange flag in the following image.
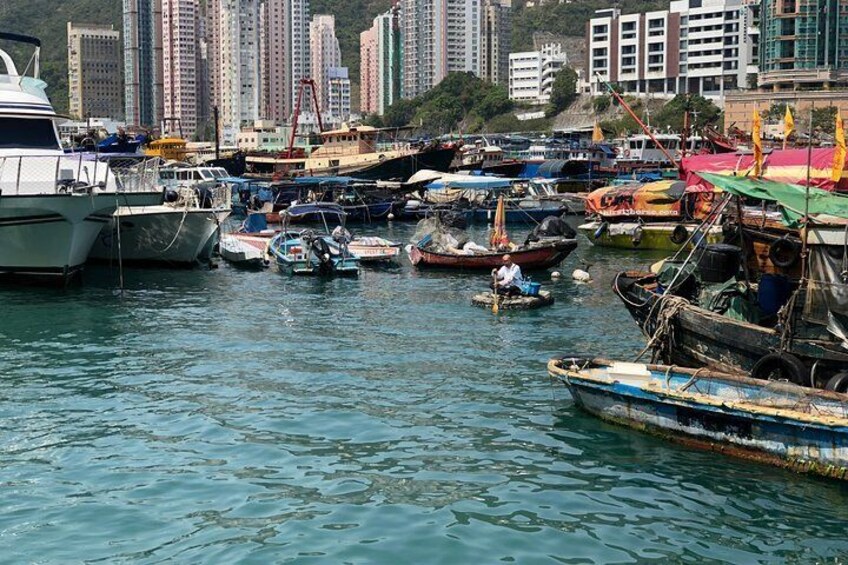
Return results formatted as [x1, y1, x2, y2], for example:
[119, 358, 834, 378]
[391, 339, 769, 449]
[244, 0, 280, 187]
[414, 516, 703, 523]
[833, 112, 846, 183]
[752, 110, 763, 177]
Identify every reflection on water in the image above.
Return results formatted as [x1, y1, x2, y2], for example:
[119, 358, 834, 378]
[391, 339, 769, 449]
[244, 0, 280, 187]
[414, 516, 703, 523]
[0, 222, 846, 562]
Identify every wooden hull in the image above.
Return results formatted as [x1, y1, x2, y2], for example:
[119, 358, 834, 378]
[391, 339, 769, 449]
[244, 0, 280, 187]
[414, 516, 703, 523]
[548, 358, 848, 480]
[408, 239, 577, 270]
[613, 272, 848, 386]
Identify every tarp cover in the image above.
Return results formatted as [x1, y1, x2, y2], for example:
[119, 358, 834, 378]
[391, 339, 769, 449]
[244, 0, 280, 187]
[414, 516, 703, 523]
[805, 247, 848, 345]
[682, 148, 848, 192]
[585, 180, 712, 219]
[698, 172, 848, 226]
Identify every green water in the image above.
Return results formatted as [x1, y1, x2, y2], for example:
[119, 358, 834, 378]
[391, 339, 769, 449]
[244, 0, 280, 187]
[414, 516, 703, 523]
[1, 223, 847, 563]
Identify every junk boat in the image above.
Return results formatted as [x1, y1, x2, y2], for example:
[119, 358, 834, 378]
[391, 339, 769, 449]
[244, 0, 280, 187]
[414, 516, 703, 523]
[0, 32, 162, 281]
[548, 357, 848, 481]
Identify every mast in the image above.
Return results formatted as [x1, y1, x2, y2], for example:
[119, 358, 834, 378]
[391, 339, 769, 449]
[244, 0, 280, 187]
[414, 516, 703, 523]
[213, 105, 220, 161]
[801, 102, 814, 281]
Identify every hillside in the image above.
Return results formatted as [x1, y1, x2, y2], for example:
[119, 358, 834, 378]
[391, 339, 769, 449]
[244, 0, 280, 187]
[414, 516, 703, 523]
[0, 0, 122, 115]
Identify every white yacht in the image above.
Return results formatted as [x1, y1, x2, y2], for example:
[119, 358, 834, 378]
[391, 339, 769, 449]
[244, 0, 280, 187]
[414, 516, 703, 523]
[88, 163, 232, 264]
[0, 33, 161, 281]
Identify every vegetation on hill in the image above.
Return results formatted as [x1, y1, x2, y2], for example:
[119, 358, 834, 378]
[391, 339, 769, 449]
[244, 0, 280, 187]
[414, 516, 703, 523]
[0, 0, 122, 115]
[598, 94, 724, 136]
[365, 72, 525, 134]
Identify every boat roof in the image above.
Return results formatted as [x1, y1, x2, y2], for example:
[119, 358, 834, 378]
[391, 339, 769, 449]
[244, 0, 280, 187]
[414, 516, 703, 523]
[283, 203, 347, 218]
[0, 39, 54, 118]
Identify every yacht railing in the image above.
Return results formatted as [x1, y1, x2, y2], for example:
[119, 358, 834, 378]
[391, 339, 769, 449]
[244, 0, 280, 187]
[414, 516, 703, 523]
[0, 154, 161, 197]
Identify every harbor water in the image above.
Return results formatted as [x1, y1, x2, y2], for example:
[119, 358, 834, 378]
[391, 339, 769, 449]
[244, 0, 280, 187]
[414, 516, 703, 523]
[2, 222, 847, 563]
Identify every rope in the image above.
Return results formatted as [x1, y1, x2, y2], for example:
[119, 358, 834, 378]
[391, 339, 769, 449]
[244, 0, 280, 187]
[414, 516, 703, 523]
[634, 294, 690, 362]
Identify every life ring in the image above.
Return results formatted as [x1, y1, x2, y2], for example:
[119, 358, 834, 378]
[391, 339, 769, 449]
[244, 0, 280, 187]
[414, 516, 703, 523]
[623, 149, 631, 158]
[768, 236, 801, 268]
[593, 221, 609, 240]
[824, 371, 848, 393]
[669, 224, 689, 245]
[750, 352, 809, 386]
[378, 154, 386, 161]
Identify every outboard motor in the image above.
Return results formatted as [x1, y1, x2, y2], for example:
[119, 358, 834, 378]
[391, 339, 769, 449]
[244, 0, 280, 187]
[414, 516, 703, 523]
[332, 226, 352, 244]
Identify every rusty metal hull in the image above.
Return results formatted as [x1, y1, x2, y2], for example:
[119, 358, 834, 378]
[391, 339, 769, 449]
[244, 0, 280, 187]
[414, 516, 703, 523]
[549, 358, 848, 480]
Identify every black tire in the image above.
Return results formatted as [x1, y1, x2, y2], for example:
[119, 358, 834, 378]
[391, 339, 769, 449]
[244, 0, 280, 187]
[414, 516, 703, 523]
[631, 226, 643, 247]
[768, 236, 801, 268]
[670, 224, 689, 245]
[593, 221, 609, 240]
[750, 352, 809, 386]
[824, 371, 848, 393]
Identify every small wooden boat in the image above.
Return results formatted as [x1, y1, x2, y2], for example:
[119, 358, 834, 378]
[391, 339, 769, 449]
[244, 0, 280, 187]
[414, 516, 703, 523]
[267, 230, 359, 276]
[548, 357, 848, 480]
[472, 290, 554, 310]
[578, 220, 723, 251]
[348, 237, 401, 263]
[408, 238, 577, 270]
[218, 233, 269, 268]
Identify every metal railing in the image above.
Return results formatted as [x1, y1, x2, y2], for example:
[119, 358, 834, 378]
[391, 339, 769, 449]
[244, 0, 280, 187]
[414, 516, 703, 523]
[0, 154, 161, 197]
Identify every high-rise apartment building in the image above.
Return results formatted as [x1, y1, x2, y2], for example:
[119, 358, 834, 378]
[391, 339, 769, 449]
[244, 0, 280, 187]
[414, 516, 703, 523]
[309, 15, 341, 114]
[585, 0, 754, 103]
[360, 25, 379, 115]
[162, 0, 201, 138]
[361, 6, 401, 115]
[264, 0, 311, 123]
[759, 0, 848, 89]
[327, 66, 351, 123]
[480, 0, 511, 85]
[123, 0, 164, 127]
[400, 0, 482, 99]
[67, 23, 123, 120]
[208, 0, 262, 143]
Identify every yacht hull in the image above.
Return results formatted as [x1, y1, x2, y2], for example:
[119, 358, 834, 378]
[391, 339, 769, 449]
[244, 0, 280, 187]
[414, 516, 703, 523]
[0, 193, 134, 278]
[89, 207, 231, 264]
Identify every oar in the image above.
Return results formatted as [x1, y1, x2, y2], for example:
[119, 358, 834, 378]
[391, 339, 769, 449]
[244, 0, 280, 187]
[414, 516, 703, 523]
[492, 272, 499, 314]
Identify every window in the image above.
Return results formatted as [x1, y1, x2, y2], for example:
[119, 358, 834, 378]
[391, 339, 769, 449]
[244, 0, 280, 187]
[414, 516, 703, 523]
[0, 118, 59, 150]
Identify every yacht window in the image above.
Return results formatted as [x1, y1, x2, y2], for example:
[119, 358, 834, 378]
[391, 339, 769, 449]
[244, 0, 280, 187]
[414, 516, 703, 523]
[213, 168, 227, 178]
[0, 117, 60, 150]
[160, 171, 175, 180]
[193, 171, 203, 180]
[200, 170, 214, 180]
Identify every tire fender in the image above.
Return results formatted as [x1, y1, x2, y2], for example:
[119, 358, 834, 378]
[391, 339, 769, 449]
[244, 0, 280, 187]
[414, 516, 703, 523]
[750, 352, 809, 386]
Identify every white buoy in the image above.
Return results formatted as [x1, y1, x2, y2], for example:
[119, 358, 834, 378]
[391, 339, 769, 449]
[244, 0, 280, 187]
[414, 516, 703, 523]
[572, 269, 592, 283]
[551, 271, 562, 280]
[387, 213, 395, 220]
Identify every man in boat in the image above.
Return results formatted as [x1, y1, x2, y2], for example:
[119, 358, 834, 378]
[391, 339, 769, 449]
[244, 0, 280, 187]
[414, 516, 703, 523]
[491, 255, 523, 296]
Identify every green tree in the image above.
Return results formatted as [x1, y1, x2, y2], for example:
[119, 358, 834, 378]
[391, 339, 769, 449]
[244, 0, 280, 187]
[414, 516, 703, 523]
[476, 86, 513, 121]
[812, 106, 838, 135]
[593, 95, 611, 114]
[764, 102, 794, 122]
[547, 67, 578, 117]
[653, 94, 721, 131]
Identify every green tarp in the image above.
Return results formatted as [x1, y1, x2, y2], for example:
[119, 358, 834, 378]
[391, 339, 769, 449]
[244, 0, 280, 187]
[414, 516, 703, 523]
[697, 172, 848, 227]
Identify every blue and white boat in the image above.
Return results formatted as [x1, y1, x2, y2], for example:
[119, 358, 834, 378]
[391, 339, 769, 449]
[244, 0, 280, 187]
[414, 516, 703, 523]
[267, 229, 359, 276]
[548, 357, 848, 480]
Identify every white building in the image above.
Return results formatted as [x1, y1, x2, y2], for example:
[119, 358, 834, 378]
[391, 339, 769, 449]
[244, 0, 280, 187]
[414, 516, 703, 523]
[585, 0, 754, 104]
[262, 0, 310, 124]
[208, 0, 262, 144]
[236, 120, 292, 151]
[326, 66, 351, 126]
[508, 43, 567, 104]
[309, 14, 341, 114]
[162, 0, 201, 138]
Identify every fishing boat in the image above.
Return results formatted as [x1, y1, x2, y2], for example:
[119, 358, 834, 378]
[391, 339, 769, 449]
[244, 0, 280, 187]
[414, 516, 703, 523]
[580, 179, 721, 250]
[614, 173, 848, 390]
[548, 357, 848, 481]
[218, 233, 269, 269]
[267, 229, 359, 276]
[407, 202, 577, 270]
[0, 33, 162, 281]
[453, 139, 525, 177]
[348, 237, 401, 263]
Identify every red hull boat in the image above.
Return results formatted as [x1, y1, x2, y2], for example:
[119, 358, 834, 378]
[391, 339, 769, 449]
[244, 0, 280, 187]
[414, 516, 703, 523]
[407, 238, 577, 270]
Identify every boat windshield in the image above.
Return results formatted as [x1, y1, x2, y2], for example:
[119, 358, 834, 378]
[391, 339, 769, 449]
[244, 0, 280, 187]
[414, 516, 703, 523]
[0, 117, 60, 150]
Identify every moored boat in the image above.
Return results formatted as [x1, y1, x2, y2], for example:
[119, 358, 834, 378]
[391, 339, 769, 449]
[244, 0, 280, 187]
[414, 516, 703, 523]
[579, 220, 723, 250]
[472, 290, 554, 310]
[348, 236, 401, 263]
[548, 357, 848, 480]
[267, 230, 359, 276]
[218, 233, 269, 269]
[408, 240, 576, 270]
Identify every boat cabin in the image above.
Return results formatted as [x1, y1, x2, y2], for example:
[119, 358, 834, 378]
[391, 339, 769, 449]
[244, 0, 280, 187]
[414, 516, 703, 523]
[310, 125, 382, 158]
[159, 166, 229, 188]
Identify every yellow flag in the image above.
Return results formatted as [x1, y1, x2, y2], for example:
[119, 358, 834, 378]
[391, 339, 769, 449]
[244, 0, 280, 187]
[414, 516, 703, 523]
[783, 106, 794, 148]
[752, 110, 763, 176]
[592, 122, 604, 143]
[833, 112, 846, 183]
